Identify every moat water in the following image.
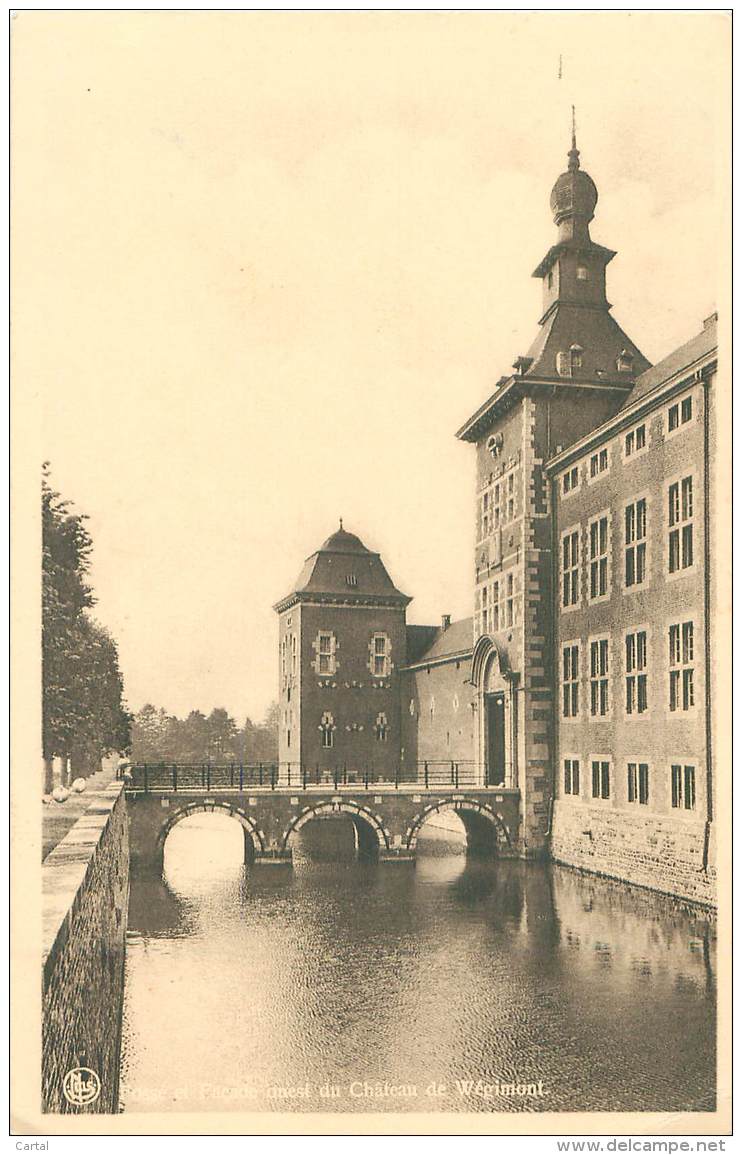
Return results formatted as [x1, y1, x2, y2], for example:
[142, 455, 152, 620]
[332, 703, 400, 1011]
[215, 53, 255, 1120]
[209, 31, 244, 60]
[120, 813, 716, 1114]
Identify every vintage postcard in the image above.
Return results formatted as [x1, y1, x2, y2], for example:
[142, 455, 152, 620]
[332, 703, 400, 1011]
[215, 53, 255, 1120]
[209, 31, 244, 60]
[10, 10, 731, 1138]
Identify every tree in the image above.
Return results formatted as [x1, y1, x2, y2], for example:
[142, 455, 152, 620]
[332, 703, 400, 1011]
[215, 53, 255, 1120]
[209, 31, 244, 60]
[41, 466, 130, 789]
[67, 617, 131, 775]
[206, 708, 239, 762]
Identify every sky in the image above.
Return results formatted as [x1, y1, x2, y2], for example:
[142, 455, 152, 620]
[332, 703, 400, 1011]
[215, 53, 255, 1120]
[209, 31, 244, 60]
[14, 11, 728, 724]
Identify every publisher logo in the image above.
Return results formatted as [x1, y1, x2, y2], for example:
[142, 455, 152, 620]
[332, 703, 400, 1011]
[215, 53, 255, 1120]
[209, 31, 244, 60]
[62, 1067, 101, 1107]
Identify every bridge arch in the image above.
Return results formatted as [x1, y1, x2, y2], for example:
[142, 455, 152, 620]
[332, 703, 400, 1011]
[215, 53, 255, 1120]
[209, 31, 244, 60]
[404, 797, 512, 857]
[281, 800, 390, 858]
[155, 801, 265, 862]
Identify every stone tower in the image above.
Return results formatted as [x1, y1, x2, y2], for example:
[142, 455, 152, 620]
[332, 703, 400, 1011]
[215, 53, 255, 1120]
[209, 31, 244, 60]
[456, 122, 650, 856]
[273, 524, 411, 783]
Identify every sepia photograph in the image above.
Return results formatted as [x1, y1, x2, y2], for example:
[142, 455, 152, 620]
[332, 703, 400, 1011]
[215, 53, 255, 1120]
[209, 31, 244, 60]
[10, 9, 731, 1137]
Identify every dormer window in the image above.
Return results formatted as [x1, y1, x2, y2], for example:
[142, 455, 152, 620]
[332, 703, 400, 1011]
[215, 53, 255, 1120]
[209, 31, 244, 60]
[556, 351, 571, 377]
[345, 574, 357, 587]
[576, 265, 589, 281]
[617, 349, 634, 374]
[547, 270, 554, 289]
[570, 344, 584, 372]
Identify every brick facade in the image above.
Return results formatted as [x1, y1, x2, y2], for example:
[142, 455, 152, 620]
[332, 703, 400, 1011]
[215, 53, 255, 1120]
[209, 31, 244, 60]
[547, 327, 717, 905]
[275, 131, 719, 904]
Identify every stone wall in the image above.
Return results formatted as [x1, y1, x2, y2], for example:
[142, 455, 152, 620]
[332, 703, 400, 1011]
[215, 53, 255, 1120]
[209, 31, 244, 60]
[42, 782, 129, 1113]
[550, 798, 715, 907]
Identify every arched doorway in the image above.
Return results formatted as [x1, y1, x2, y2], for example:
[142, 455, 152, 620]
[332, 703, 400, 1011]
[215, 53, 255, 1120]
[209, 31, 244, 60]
[472, 637, 518, 788]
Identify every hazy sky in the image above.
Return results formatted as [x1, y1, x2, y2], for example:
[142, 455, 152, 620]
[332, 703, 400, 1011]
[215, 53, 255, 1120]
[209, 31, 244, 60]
[14, 12, 728, 723]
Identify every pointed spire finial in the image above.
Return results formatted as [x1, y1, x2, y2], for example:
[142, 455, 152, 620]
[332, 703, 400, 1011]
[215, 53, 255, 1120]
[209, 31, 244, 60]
[339, 517, 343, 530]
[568, 105, 580, 172]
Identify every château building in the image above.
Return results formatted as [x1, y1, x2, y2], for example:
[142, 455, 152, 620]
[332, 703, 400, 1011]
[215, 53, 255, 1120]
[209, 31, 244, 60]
[273, 127, 718, 906]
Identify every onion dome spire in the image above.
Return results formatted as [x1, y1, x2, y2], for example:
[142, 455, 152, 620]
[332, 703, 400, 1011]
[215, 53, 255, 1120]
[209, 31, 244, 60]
[550, 107, 598, 241]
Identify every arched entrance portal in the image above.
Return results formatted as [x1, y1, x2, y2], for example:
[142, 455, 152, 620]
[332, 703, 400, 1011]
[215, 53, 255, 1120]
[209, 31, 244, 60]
[281, 801, 389, 862]
[471, 637, 518, 788]
[405, 798, 512, 858]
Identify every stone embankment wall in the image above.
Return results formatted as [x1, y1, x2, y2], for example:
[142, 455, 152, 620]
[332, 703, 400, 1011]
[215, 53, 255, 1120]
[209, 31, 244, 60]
[550, 800, 716, 908]
[42, 782, 129, 1113]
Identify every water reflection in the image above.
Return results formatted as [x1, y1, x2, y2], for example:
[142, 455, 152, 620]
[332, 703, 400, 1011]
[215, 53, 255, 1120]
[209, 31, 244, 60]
[120, 814, 716, 1114]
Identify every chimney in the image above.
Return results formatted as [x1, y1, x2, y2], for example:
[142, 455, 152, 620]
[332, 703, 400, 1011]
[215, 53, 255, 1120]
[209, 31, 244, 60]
[441, 614, 451, 631]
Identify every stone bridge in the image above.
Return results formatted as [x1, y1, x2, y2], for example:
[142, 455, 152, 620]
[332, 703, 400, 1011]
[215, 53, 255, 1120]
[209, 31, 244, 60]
[125, 772, 522, 871]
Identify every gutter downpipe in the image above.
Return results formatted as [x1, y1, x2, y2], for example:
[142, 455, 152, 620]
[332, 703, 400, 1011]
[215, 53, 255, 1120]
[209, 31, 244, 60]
[702, 369, 713, 871]
[544, 389, 558, 841]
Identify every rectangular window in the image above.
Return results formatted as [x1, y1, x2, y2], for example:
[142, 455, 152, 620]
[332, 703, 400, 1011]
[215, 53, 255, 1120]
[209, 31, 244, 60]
[562, 530, 579, 608]
[628, 762, 649, 805]
[505, 573, 515, 627]
[624, 423, 647, 458]
[562, 465, 579, 495]
[491, 581, 500, 633]
[669, 621, 694, 711]
[625, 630, 648, 715]
[564, 758, 580, 796]
[669, 476, 694, 573]
[590, 638, 610, 716]
[506, 472, 515, 522]
[591, 760, 610, 800]
[671, 764, 696, 810]
[321, 728, 333, 749]
[318, 632, 333, 675]
[589, 447, 609, 479]
[480, 489, 490, 539]
[562, 644, 579, 718]
[625, 499, 647, 587]
[668, 395, 693, 433]
[481, 585, 489, 635]
[373, 633, 389, 676]
[291, 634, 297, 676]
[589, 515, 609, 600]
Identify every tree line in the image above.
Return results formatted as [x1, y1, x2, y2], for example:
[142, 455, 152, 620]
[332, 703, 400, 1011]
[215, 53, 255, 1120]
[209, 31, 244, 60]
[42, 465, 131, 791]
[130, 703, 279, 765]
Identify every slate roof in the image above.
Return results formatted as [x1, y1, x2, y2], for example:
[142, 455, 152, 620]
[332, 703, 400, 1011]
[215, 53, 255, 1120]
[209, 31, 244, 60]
[620, 315, 717, 409]
[274, 526, 411, 609]
[522, 302, 650, 385]
[404, 617, 473, 667]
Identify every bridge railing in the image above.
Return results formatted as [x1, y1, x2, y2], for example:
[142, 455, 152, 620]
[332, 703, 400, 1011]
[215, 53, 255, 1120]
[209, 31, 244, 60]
[124, 761, 505, 793]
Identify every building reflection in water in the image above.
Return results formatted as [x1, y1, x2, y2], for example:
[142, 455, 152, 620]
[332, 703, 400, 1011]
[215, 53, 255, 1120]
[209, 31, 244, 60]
[121, 813, 715, 1115]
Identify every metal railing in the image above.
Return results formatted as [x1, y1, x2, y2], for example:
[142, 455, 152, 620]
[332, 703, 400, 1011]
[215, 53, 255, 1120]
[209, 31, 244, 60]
[124, 760, 507, 793]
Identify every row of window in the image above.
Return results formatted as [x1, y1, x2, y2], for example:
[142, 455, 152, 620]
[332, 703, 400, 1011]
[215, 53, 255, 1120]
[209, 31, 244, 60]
[559, 393, 694, 496]
[563, 758, 697, 811]
[561, 621, 695, 719]
[317, 711, 389, 748]
[561, 475, 695, 609]
[475, 571, 520, 636]
[409, 694, 464, 717]
[478, 470, 517, 541]
[554, 343, 635, 379]
[283, 631, 394, 688]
